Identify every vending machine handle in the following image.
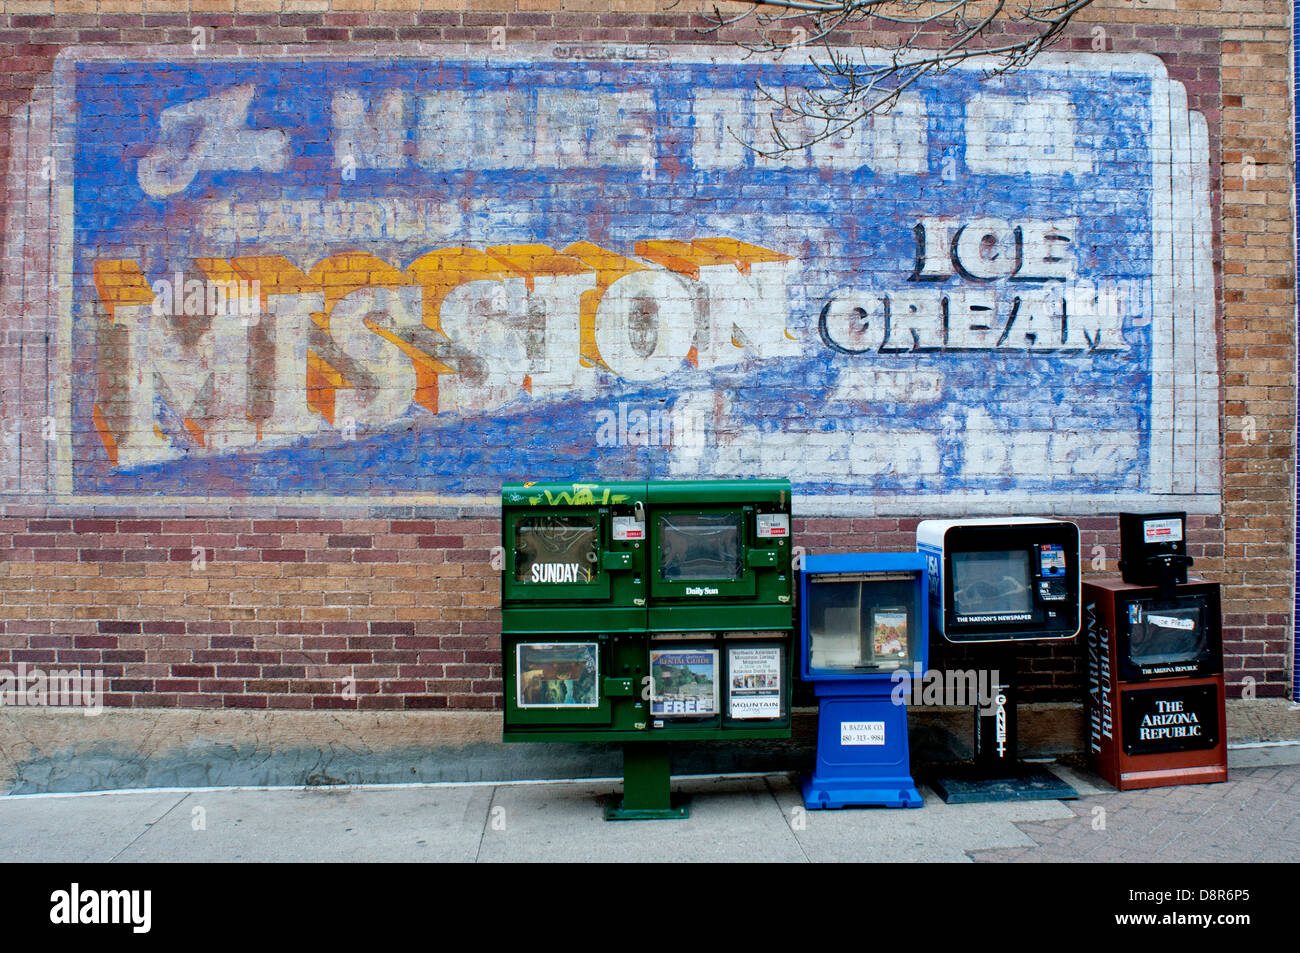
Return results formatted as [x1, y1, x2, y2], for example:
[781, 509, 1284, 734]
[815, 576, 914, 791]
[602, 551, 634, 571]
[602, 677, 635, 697]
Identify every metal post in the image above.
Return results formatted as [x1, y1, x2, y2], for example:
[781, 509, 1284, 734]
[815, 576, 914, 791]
[974, 649, 1019, 775]
[930, 647, 1076, 802]
[604, 743, 688, 820]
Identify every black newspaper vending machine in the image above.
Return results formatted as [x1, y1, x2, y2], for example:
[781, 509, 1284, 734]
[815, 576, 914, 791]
[917, 517, 1081, 803]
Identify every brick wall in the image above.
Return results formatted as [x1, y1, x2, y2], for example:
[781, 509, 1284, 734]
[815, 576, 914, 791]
[0, 0, 1293, 716]
[0, 513, 501, 709]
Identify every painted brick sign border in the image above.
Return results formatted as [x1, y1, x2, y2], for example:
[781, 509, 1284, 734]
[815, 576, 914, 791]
[0, 42, 1220, 516]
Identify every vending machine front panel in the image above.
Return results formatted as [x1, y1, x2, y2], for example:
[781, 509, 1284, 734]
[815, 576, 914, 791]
[646, 479, 792, 631]
[1120, 683, 1220, 756]
[723, 641, 790, 726]
[1115, 583, 1222, 681]
[501, 481, 647, 632]
[503, 637, 614, 728]
[651, 509, 757, 599]
[510, 513, 609, 599]
[804, 571, 923, 676]
[950, 549, 1033, 616]
[917, 518, 1080, 643]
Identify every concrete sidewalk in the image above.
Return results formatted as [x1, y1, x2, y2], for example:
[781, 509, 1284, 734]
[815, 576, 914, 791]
[2, 762, 1295, 863]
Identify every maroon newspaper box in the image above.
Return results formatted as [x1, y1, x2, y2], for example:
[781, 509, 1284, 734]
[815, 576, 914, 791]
[1084, 577, 1227, 790]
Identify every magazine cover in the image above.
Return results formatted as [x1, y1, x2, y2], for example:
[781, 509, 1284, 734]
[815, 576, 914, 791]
[727, 646, 782, 719]
[650, 648, 718, 717]
[870, 608, 910, 666]
[516, 643, 600, 708]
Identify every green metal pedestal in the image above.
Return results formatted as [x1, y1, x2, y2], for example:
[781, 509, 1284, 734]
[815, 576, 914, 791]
[604, 743, 689, 821]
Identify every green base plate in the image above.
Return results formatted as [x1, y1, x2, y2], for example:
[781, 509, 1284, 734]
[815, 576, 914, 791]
[603, 795, 690, 821]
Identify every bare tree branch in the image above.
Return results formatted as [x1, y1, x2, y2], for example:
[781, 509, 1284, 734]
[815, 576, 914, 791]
[693, 0, 1102, 158]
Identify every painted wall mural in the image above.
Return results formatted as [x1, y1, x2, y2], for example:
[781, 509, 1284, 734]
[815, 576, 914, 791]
[0, 44, 1219, 512]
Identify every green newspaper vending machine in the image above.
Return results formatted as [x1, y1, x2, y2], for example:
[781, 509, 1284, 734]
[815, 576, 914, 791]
[501, 479, 794, 819]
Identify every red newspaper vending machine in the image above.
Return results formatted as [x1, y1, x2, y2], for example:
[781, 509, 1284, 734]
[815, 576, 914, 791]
[1084, 514, 1228, 790]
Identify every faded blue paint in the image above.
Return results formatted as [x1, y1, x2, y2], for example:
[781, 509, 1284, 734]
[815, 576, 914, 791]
[70, 55, 1161, 499]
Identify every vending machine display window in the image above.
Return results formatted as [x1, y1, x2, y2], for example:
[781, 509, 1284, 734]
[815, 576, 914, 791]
[513, 515, 601, 587]
[916, 518, 1080, 642]
[1113, 585, 1222, 681]
[650, 509, 756, 600]
[501, 481, 649, 631]
[658, 513, 743, 582]
[1128, 603, 1205, 666]
[516, 643, 600, 709]
[649, 646, 719, 721]
[725, 644, 786, 722]
[951, 551, 1032, 617]
[503, 637, 613, 728]
[806, 572, 919, 673]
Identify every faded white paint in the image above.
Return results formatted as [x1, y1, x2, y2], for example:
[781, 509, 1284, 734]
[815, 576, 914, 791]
[0, 45, 1222, 515]
[137, 85, 289, 199]
[964, 93, 1094, 176]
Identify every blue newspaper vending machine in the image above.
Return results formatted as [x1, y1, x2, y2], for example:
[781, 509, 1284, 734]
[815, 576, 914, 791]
[800, 553, 928, 809]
